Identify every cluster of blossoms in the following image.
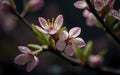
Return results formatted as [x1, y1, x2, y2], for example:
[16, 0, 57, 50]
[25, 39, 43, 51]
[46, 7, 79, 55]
[74, 0, 115, 26]
[14, 15, 86, 72]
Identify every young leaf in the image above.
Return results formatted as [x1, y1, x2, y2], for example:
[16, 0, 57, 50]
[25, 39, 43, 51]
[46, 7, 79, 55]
[84, 41, 93, 58]
[98, 50, 107, 56]
[113, 22, 120, 31]
[32, 24, 48, 45]
[48, 36, 55, 48]
[96, 21, 104, 29]
[28, 44, 42, 50]
[105, 15, 115, 26]
[76, 47, 85, 62]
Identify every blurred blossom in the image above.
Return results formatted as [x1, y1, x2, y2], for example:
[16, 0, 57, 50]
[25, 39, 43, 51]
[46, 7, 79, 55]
[14, 46, 39, 72]
[109, 9, 120, 21]
[28, 0, 44, 12]
[35, 15, 63, 35]
[56, 27, 86, 56]
[74, 0, 87, 9]
[0, 1, 14, 12]
[105, 0, 115, 9]
[83, 9, 97, 26]
[94, 0, 105, 11]
[88, 55, 103, 68]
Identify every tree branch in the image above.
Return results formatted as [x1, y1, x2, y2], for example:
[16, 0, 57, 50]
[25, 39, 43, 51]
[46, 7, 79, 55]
[85, 0, 120, 45]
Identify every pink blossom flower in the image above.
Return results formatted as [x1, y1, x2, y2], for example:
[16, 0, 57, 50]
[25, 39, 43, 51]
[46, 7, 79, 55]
[35, 15, 63, 35]
[94, 0, 105, 11]
[28, 0, 44, 12]
[109, 9, 120, 21]
[74, 0, 87, 9]
[88, 55, 103, 68]
[56, 27, 86, 56]
[14, 46, 39, 72]
[105, 0, 115, 9]
[83, 9, 97, 26]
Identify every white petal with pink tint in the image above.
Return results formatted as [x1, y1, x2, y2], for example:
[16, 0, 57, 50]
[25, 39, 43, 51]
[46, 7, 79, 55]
[65, 45, 75, 56]
[14, 54, 28, 65]
[18, 46, 31, 53]
[94, 0, 105, 11]
[74, 1, 87, 9]
[71, 38, 86, 47]
[38, 17, 48, 30]
[56, 40, 66, 51]
[48, 29, 57, 35]
[59, 30, 68, 41]
[55, 15, 63, 30]
[69, 27, 81, 38]
[83, 9, 90, 18]
[26, 56, 39, 72]
[35, 25, 48, 34]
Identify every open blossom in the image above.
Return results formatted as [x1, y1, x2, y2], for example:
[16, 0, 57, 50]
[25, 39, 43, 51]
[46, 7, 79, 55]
[14, 46, 39, 72]
[74, 0, 115, 11]
[83, 9, 97, 26]
[56, 27, 86, 56]
[35, 15, 63, 35]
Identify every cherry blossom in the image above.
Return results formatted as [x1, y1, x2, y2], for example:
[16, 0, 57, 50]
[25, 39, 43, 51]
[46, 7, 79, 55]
[83, 9, 97, 26]
[109, 9, 120, 21]
[94, 0, 105, 11]
[56, 27, 86, 56]
[14, 46, 39, 72]
[35, 15, 63, 35]
[74, 0, 87, 9]
[88, 55, 103, 68]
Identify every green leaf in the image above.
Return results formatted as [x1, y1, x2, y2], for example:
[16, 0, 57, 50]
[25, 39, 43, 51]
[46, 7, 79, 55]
[28, 44, 42, 50]
[96, 21, 104, 29]
[98, 50, 107, 56]
[113, 22, 120, 31]
[56, 27, 67, 39]
[76, 47, 85, 62]
[84, 41, 93, 58]
[32, 24, 48, 45]
[9, 0, 16, 9]
[48, 36, 55, 47]
[105, 15, 115, 26]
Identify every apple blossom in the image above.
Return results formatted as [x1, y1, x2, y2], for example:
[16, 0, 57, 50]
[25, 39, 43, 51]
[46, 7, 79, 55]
[74, 0, 87, 9]
[35, 15, 63, 35]
[94, 0, 105, 11]
[14, 46, 39, 72]
[56, 27, 86, 56]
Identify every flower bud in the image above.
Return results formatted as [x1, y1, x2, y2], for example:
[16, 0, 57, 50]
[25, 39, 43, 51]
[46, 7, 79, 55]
[28, 0, 44, 12]
[88, 55, 103, 68]
[0, 1, 14, 12]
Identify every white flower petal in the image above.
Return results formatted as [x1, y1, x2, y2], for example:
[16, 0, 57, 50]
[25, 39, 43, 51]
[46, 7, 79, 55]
[83, 9, 91, 18]
[56, 40, 66, 51]
[35, 25, 48, 34]
[48, 29, 57, 35]
[38, 17, 48, 30]
[59, 30, 68, 41]
[18, 46, 31, 53]
[94, 0, 105, 11]
[74, 1, 87, 9]
[14, 54, 28, 65]
[54, 15, 63, 30]
[71, 38, 86, 47]
[110, 9, 120, 20]
[26, 56, 39, 72]
[69, 27, 81, 38]
[86, 15, 97, 26]
[65, 45, 75, 56]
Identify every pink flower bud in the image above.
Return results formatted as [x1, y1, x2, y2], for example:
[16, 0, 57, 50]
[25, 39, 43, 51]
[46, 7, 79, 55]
[0, 1, 14, 12]
[28, 0, 44, 12]
[88, 55, 103, 68]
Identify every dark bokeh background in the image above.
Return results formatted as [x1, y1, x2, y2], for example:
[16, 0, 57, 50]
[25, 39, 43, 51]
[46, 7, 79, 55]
[0, 0, 120, 75]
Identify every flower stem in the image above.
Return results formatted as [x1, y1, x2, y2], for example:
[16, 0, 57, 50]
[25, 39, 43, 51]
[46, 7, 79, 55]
[85, 0, 120, 45]
[12, 11, 33, 31]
